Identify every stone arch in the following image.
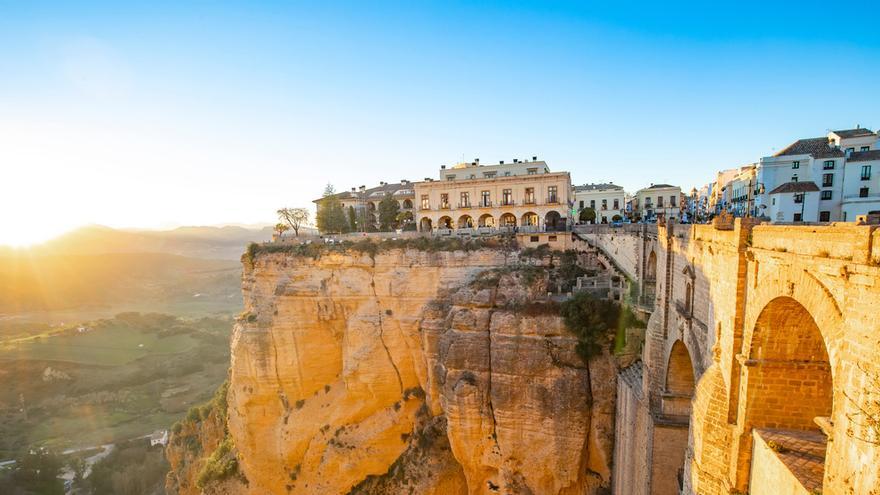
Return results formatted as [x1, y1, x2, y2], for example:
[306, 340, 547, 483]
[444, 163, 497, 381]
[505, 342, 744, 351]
[367, 202, 377, 212]
[438, 216, 453, 229]
[458, 215, 474, 229]
[735, 294, 835, 492]
[646, 250, 657, 282]
[744, 296, 833, 428]
[657, 340, 697, 493]
[478, 214, 494, 228]
[521, 212, 539, 227]
[545, 210, 565, 231]
[666, 340, 696, 398]
[402, 198, 413, 209]
[499, 213, 517, 227]
[419, 217, 433, 231]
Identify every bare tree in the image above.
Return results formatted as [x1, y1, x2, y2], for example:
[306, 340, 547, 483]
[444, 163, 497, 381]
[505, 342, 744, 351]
[277, 208, 310, 236]
[274, 223, 290, 239]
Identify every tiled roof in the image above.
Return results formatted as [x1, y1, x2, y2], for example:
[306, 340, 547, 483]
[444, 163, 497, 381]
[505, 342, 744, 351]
[774, 137, 844, 159]
[848, 150, 880, 162]
[574, 182, 623, 192]
[313, 181, 415, 203]
[646, 183, 674, 189]
[832, 128, 875, 138]
[768, 181, 820, 194]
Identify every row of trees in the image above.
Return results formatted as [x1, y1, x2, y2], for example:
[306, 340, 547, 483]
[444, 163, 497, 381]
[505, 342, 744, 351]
[578, 207, 623, 224]
[314, 184, 414, 234]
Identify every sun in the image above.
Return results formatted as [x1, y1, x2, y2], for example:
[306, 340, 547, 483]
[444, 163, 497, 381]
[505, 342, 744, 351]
[0, 219, 75, 247]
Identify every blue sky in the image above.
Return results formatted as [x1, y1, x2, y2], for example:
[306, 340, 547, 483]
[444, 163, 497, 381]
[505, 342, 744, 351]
[1, 1, 878, 242]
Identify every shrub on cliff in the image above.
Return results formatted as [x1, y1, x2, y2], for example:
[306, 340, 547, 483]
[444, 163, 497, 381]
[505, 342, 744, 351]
[560, 292, 644, 362]
[196, 435, 240, 489]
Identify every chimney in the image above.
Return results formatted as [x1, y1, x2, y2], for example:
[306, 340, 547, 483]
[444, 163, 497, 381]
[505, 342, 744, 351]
[475, 158, 480, 164]
[351, 187, 356, 192]
[441, 165, 446, 169]
[513, 159, 519, 163]
[532, 155, 537, 161]
[401, 179, 409, 184]
[499, 160, 504, 164]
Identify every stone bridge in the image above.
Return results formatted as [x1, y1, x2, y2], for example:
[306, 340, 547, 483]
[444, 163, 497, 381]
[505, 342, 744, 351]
[577, 220, 880, 495]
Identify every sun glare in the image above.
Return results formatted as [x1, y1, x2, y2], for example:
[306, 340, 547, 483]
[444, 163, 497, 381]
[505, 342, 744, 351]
[0, 220, 75, 248]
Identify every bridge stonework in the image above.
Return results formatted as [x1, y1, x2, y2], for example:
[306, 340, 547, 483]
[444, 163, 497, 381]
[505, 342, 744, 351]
[581, 221, 880, 495]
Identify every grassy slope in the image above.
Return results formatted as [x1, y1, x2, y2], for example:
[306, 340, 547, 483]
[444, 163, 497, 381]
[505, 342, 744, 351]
[0, 313, 231, 458]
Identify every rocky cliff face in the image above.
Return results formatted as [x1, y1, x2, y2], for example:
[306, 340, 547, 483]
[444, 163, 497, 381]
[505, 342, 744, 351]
[168, 245, 616, 494]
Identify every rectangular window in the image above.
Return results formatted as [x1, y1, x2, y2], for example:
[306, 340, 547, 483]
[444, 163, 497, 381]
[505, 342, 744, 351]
[446, 175, 455, 181]
[613, 198, 619, 210]
[440, 193, 449, 208]
[504, 171, 511, 176]
[460, 192, 470, 208]
[792, 175, 798, 182]
[601, 199, 608, 210]
[525, 188, 535, 204]
[794, 213, 803, 222]
[547, 186, 558, 203]
[819, 211, 831, 222]
[481, 190, 491, 207]
[821, 190, 832, 200]
[530, 236, 539, 242]
[527, 168, 538, 175]
[862, 146, 871, 152]
[483, 172, 496, 179]
[670, 195, 677, 207]
[846, 147, 855, 155]
[792, 161, 800, 169]
[579, 200, 584, 209]
[861, 187, 870, 198]
[502, 189, 512, 206]
[862, 165, 872, 181]
[590, 199, 595, 209]
[822, 173, 833, 187]
[824, 160, 835, 170]
[548, 235, 557, 242]
[794, 193, 804, 204]
[657, 196, 664, 208]
[420, 195, 429, 209]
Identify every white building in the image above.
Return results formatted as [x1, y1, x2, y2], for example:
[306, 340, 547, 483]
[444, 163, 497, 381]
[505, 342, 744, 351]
[755, 127, 878, 222]
[841, 149, 880, 220]
[573, 183, 626, 223]
[766, 181, 820, 223]
[632, 183, 683, 222]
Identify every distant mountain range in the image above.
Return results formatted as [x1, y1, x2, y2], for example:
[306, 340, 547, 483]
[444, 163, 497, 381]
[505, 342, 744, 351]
[16, 224, 277, 261]
[0, 225, 277, 314]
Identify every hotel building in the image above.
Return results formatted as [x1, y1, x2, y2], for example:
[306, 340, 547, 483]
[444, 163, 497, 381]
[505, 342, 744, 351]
[414, 158, 572, 232]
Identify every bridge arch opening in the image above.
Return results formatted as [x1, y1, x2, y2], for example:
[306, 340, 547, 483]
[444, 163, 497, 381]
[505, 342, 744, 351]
[742, 296, 833, 491]
[658, 340, 696, 493]
[646, 250, 657, 282]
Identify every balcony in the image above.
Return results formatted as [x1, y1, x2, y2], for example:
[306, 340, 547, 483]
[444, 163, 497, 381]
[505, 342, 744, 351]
[457, 203, 472, 209]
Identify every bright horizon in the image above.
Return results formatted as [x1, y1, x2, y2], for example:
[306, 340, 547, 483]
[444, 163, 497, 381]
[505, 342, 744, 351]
[2, 1, 879, 246]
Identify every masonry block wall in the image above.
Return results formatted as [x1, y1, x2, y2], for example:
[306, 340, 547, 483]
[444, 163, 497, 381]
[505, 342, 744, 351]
[599, 220, 880, 495]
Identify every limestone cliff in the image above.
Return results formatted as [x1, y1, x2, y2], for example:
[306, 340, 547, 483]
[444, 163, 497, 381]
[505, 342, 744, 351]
[168, 243, 617, 494]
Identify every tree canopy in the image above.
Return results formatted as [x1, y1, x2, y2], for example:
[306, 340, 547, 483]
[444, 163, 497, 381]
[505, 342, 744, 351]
[579, 207, 596, 223]
[378, 194, 401, 231]
[277, 207, 310, 236]
[315, 185, 348, 234]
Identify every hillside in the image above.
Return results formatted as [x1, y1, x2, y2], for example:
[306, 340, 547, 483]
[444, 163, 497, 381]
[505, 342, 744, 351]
[29, 225, 275, 261]
[0, 252, 241, 314]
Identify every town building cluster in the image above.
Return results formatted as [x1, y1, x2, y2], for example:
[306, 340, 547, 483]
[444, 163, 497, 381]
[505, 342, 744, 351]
[312, 126, 879, 233]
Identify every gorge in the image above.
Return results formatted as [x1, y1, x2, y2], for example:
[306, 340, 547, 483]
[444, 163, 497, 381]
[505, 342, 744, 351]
[167, 218, 880, 494]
